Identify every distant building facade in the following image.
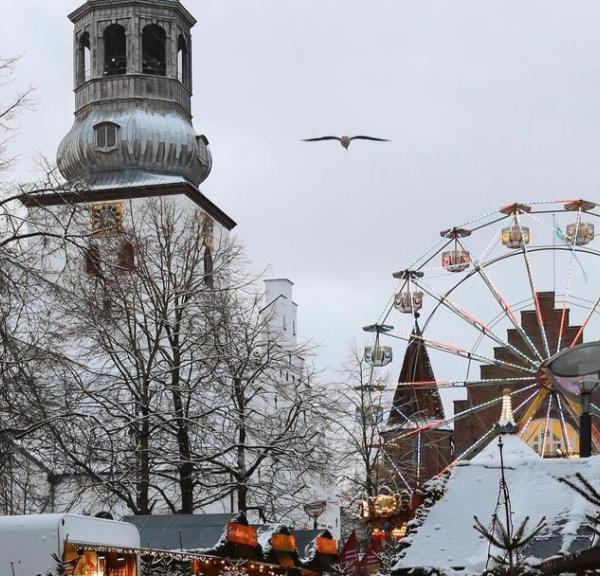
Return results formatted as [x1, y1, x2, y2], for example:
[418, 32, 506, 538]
[453, 292, 592, 459]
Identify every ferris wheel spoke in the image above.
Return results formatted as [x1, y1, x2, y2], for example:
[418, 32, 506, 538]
[540, 393, 554, 458]
[516, 213, 551, 358]
[556, 209, 581, 353]
[413, 278, 538, 370]
[442, 428, 496, 471]
[475, 228, 501, 263]
[473, 262, 544, 361]
[387, 403, 413, 422]
[440, 388, 540, 473]
[379, 444, 413, 491]
[387, 383, 538, 446]
[439, 384, 537, 470]
[395, 376, 537, 389]
[516, 387, 549, 433]
[512, 387, 543, 421]
[387, 331, 536, 375]
[569, 292, 600, 347]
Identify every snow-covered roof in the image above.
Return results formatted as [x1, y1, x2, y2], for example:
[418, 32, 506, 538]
[394, 434, 600, 575]
[471, 433, 540, 467]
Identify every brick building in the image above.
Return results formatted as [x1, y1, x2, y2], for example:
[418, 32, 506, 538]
[453, 291, 596, 458]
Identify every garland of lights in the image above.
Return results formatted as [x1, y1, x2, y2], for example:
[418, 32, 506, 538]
[78, 544, 301, 576]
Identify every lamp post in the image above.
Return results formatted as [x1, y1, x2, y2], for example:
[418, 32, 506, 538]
[547, 341, 600, 458]
[303, 500, 327, 530]
[579, 380, 598, 458]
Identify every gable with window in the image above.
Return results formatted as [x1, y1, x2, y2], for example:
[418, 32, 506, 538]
[94, 122, 120, 151]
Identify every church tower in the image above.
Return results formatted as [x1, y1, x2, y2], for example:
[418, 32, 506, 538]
[27, 0, 234, 231]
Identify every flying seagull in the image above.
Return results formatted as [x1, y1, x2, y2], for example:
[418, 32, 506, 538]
[302, 135, 390, 150]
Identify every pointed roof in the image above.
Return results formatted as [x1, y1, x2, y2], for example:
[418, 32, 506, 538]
[388, 321, 445, 427]
[472, 433, 539, 467]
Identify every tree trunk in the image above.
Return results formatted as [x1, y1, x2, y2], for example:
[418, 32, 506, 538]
[169, 329, 194, 513]
[137, 403, 151, 514]
[235, 377, 248, 513]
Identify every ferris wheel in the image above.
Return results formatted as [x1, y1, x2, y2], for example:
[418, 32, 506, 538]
[364, 199, 600, 491]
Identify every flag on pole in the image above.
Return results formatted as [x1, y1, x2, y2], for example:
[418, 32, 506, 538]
[338, 530, 360, 572]
[359, 539, 381, 574]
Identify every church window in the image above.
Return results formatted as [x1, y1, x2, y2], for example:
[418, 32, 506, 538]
[84, 244, 102, 276]
[94, 122, 120, 151]
[177, 34, 189, 84]
[118, 239, 135, 270]
[201, 212, 214, 249]
[103, 24, 126, 76]
[293, 320, 296, 336]
[77, 32, 91, 83]
[283, 315, 287, 331]
[142, 24, 166, 76]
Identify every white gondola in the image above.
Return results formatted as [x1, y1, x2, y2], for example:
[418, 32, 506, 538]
[440, 227, 472, 272]
[364, 345, 393, 367]
[442, 249, 471, 272]
[566, 222, 594, 246]
[501, 223, 530, 249]
[394, 290, 423, 313]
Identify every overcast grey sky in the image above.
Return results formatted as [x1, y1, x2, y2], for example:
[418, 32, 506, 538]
[4, 1, 600, 394]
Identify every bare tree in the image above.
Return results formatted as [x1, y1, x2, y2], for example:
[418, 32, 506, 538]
[35, 197, 231, 514]
[0, 60, 335, 518]
[329, 345, 395, 543]
[334, 345, 389, 501]
[201, 285, 333, 521]
[0, 57, 92, 514]
[28, 196, 333, 520]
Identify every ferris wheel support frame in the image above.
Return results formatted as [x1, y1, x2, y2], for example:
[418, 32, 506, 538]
[365, 200, 600, 494]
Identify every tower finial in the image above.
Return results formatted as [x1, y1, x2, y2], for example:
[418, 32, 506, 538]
[495, 388, 517, 434]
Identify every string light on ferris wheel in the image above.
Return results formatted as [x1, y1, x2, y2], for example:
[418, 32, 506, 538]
[365, 197, 600, 475]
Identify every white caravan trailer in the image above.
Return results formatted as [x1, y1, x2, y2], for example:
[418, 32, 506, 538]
[0, 513, 140, 576]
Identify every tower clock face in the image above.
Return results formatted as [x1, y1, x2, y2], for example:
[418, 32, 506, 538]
[91, 202, 124, 234]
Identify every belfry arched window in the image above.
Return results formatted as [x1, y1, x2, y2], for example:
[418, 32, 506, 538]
[77, 32, 91, 83]
[177, 34, 188, 84]
[142, 24, 166, 76]
[104, 24, 126, 76]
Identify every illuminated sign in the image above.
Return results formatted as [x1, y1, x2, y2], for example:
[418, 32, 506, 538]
[316, 537, 337, 555]
[360, 491, 414, 520]
[227, 522, 258, 547]
[271, 534, 297, 552]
